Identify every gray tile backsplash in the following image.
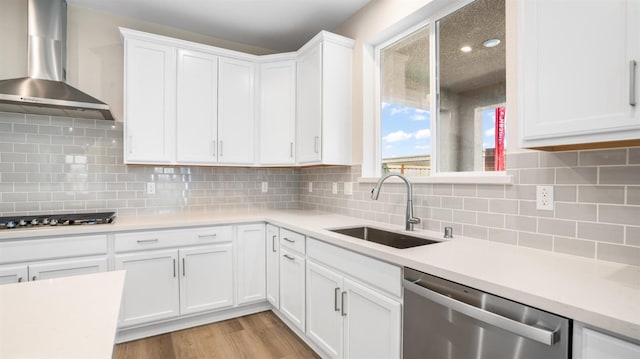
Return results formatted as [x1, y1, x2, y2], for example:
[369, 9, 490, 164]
[1, 111, 639, 266]
[299, 150, 640, 266]
[0, 112, 299, 216]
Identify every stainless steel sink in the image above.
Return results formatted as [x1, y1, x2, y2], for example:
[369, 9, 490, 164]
[329, 226, 440, 249]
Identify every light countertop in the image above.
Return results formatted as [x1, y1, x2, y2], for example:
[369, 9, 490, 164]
[1, 210, 639, 341]
[0, 270, 125, 359]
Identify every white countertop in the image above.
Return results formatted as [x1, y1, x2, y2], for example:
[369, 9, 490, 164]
[0, 271, 125, 359]
[1, 210, 639, 341]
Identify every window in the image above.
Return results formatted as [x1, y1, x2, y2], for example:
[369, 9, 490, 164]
[377, 0, 506, 178]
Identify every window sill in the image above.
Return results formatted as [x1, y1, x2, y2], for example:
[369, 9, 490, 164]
[358, 172, 513, 185]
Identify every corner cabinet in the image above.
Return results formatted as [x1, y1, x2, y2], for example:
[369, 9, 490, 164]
[297, 32, 354, 165]
[519, 0, 640, 150]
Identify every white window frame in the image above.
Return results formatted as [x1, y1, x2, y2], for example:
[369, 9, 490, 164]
[360, 0, 512, 185]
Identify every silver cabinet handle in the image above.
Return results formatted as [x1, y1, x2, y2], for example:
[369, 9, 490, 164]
[290, 142, 294, 158]
[341, 291, 347, 316]
[334, 287, 341, 312]
[403, 279, 559, 346]
[220, 140, 224, 157]
[198, 234, 217, 238]
[272, 235, 277, 252]
[283, 254, 295, 261]
[212, 140, 216, 157]
[137, 238, 159, 243]
[314, 136, 319, 154]
[283, 237, 295, 243]
[17, 277, 22, 283]
[182, 258, 186, 276]
[32, 276, 37, 281]
[173, 259, 177, 277]
[631, 60, 637, 106]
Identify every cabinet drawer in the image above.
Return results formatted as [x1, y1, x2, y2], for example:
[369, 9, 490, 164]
[115, 226, 232, 253]
[307, 237, 402, 299]
[0, 235, 107, 264]
[280, 228, 305, 254]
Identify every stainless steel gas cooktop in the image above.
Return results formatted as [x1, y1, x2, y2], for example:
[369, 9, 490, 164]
[0, 212, 116, 230]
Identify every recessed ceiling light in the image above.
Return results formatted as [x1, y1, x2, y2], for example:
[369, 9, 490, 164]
[460, 46, 472, 53]
[483, 39, 501, 48]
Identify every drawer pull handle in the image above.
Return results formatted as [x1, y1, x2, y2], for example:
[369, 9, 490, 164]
[272, 235, 277, 252]
[283, 254, 295, 261]
[32, 276, 37, 281]
[182, 258, 186, 276]
[173, 259, 177, 277]
[198, 234, 217, 238]
[334, 287, 341, 312]
[631, 60, 637, 106]
[283, 237, 295, 243]
[137, 238, 159, 243]
[17, 277, 23, 283]
[341, 291, 347, 316]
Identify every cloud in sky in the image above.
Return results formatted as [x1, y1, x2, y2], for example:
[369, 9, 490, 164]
[384, 144, 393, 149]
[485, 128, 495, 137]
[383, 130, 413, 143]
[415, 145, 430, 150]
[410, 113, 428, 121]
[390, 107, 409, 116]
[381, 102, 390, 109]
[415, 129, 431, 139]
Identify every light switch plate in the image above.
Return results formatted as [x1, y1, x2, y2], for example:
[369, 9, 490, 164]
[332, 182, 338, 194]
[261, 182, 268, 193]
[344, 182, 353, 196]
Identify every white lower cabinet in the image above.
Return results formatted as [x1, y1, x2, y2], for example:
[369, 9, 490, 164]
[279, 246, 306, 332]
[236, 224, 266, 304]
[179, 244, 234, 315]
[573, 322, 640, 359]
[116, 249, 181, 327]
[0, 257, 107, 285]
[306, 260, 401, 359]
[266, 224, 280, 308]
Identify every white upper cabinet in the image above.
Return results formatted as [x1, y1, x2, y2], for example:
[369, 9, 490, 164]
[176, 49, 219, 164]
[218, 58, 256, 165]
[259, 59, 297, 165]
[123, 37, 176, 164]
[519, 0, 640, 149]
[297, 32, 354, 165]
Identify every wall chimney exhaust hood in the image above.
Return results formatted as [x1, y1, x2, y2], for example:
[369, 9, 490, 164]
[0, 0, 114, 121]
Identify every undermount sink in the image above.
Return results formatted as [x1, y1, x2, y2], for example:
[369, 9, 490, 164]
[329, 226, 440, 249]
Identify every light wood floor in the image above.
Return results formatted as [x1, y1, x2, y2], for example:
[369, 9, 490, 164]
[114, 311, 319, 359]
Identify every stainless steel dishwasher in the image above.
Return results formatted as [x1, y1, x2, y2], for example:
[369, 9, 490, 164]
[403, 268, 570, 359]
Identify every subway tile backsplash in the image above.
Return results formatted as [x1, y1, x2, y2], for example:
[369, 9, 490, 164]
[299, 150, 640, 266]
[1, 111, 639, 266]
[0, 112, 299, 216]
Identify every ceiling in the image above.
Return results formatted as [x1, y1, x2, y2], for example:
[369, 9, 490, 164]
[67, 0, 371, 52]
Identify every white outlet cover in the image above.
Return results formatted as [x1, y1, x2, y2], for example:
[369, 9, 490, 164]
[332, 182, 338, 194]
[308, 182, 313, 192]
[261, 182, 268, 193]
[146, 182, 155, 195]
[536, 185, 554, 211]
[344, 182, 353, 195]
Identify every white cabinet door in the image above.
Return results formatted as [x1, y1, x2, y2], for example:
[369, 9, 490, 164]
[306, 260, 344, 359]
[179, 244, 233, 315]
[297, 43, 323, 164]
[574, 323, 640, 359]
[519, 0, 640, 148]
[115, 249, 180, 327]
[343, 278, 401, 359]
[280, 247, 306, 332]
[176, 49, 219, 164]
[266, 224, 280, 308]
[28, 257, 107, 281]
[0, 264, 27, 285]
[218, 57, 255, 164]
[124, 38, 176, 164]
[236, 224, 266, 305]
[260, 60, 296, 165]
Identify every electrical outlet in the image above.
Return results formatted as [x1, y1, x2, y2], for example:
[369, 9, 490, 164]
[536, 185, 554, 211]
[344, 182, 353, 195]
[261, 182, 268, 193]
[308, 182, 313, 193]
[146, 182, 156, 195]
[332, 182, 338, 194]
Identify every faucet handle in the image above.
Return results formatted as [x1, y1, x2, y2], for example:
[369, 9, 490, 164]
[408, 217, 421, 224]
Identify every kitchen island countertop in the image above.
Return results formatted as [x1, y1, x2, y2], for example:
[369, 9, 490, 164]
[1, 209, 638, 341]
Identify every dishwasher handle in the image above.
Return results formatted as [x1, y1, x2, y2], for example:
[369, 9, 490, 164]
[403, 279, 560, 346]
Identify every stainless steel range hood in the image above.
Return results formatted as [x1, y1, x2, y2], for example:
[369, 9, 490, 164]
[0, 0, 114, 121]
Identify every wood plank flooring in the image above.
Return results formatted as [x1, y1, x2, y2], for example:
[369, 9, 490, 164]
[114, 311, 319, 359]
